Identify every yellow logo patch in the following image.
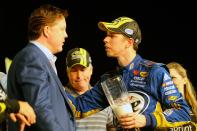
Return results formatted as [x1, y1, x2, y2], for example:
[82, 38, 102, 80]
[168, 96, 178, 101]
[140, 72, 149, 77]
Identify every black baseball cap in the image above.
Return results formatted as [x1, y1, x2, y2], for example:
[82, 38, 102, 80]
[66, 48, 92, 70]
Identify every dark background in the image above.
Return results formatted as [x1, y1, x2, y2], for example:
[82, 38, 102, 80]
[1, 0, 196, 90]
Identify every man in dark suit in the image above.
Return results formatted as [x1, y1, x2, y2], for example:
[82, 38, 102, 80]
[7, 4, 78, 131]
[7, 3, 110, 131]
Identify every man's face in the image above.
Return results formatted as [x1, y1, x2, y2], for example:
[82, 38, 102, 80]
[47, 17, 68, 54]
[103, 32, 129, 57]
[68, 65, 92, 92]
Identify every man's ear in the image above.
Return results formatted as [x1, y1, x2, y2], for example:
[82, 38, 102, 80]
[90, 65, 93, 76]
[126, 38, 134, 48]
[43, 26, 50, 38]
[129, 38, 135, 45]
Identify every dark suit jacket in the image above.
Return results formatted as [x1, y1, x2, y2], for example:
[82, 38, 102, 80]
[7, 43, 76, 131]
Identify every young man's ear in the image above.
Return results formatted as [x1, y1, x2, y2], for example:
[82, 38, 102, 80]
[126, 38, 134, 48]
[129, 38, 135, 44]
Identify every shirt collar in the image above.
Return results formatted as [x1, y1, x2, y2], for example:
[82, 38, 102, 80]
[30, 41, 57, 62]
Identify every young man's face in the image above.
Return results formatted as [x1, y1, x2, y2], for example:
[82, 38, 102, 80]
[103, 32, 129, 57]
[68, 65, 92, 92]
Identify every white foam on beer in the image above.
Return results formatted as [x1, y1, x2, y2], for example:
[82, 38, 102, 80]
[111, 102, 133, 118]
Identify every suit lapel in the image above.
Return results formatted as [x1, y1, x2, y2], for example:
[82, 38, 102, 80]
[28, 43, 74, 116]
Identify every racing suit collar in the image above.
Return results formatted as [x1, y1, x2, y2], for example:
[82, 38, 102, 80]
[122, 54, 142, 71]
[116, 54, 142, 74]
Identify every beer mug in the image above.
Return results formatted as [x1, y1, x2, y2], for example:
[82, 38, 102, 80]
[101, 75, 132, 119]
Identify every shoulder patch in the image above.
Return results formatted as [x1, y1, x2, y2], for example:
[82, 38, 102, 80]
[144, 60, 157, 66]
[140, 60, 164, 68]
[139, 60, 169, 74]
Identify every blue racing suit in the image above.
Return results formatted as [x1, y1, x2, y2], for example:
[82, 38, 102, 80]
[68, 54, 191, 130]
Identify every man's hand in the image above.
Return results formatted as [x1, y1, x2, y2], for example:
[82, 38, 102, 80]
[9, 101, 36, 131]
[9, 113, 32, 131]
[18, 101, 36, 124]
[118, 112, 146, 129]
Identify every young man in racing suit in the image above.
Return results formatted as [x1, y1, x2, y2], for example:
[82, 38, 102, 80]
[96, 16, 192, 130]
[68, 16, 191, 131]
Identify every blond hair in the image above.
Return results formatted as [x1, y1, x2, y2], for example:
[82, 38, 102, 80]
[167, 62, 197, 118]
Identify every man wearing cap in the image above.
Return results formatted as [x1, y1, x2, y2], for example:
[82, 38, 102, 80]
[65, 48, 115, 131]
[95, 16, 191, 130]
